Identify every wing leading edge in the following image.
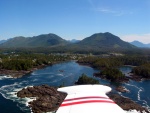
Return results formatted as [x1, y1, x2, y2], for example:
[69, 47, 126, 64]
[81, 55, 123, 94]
[56, 85, 125, 113]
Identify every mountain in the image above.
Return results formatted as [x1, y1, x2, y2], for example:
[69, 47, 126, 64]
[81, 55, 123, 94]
[0, 34, 69, 48]
[75, 32, 135, 49]
[0, 32, 136, 53]
[68, 39, 80, 43]
[0, 40, 7, 44]
[130, 41, 150, 48]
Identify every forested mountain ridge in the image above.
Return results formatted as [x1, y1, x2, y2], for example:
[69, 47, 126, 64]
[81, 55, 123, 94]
[0, 32, 136, 52]
[0, 40, 7, 44]
[0, 33, 69, 48]
[76, 32, 135, 49]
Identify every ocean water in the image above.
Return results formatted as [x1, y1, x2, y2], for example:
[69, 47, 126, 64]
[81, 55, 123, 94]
[0, 61, 149, 113]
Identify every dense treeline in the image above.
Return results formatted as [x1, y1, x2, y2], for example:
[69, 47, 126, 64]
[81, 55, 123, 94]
[99, 68, 125, 82]
[1, 59, 33, 70]
[78, 56, 150, 68]
[132, 64, 150, 78]
[0, 53, 82, 71]
[0, 46, 148, 55]
[75, 73, 100, 84]
[78, 55, 150, 80]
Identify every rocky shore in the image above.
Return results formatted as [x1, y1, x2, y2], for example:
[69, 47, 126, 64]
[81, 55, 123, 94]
[0, 64, 51, 78]
[17, 85, 149, 113]
[115, 86, 130, 93]
[17, 85, 66, 113]
[108, 93, 149, 113]
[0, 69, 31, 78]
[0, 60, 68, 78]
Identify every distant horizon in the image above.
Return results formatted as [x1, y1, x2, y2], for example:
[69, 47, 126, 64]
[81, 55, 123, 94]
[1, 32, 150, 44]
[0, 0, 150, 43]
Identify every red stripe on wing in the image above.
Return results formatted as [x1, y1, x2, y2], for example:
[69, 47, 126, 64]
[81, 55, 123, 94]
[60, 100, 115, 107]
[64, 96, 108, 102]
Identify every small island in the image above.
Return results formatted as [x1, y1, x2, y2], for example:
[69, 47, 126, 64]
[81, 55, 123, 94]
[75, 73, 100, 84]
[1, 54, 150, 112]
[94, 68, 129, 82]
[77, 55, 150, 82]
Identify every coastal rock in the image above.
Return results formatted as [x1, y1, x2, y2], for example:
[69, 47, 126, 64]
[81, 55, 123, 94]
[0, 69, 30, 78]
[17, 85, 149, 113]
[108, 93, 149, 113]
[0, 64, 52, 78]
[75, 76, 149, 113]
[116, 86, 130, 93]
[129, 74, 144, 81]
[17, 85, 66, 113]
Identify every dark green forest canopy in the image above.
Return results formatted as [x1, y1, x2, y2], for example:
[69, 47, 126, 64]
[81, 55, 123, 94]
[132, 64, 150, 78]
[0, 53, 81, 71]
[78, 55, 150, 79]
[78, 55, 150, 68]
[100, 68, 125, 82]
[75, 73, 100, 85]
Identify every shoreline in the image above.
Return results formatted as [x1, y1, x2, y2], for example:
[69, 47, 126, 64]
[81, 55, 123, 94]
[0, 64, 49, 78]
[1, 60, 149, 112]
[78, 62, 150, 82]
[0, 61, 68, 78]
[17, 85, 67, 113]
[17, 85, 149, 113]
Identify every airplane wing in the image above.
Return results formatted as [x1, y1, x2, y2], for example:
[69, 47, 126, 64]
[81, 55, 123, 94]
[56, 85, 125, 113]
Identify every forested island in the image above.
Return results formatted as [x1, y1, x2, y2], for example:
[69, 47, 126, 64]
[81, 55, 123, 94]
[78, 55, 150, 82]
[0, 52, 150, 113]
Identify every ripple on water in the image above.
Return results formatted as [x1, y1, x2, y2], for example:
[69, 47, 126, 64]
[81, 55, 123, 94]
[124, 83, 150, 111]
[0, 61, 150, 113]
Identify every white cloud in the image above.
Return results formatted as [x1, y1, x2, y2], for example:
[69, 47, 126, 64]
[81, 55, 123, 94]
[121, 34, 150, 44]
[87, 0, 134, 16]
[97, 8, 116, 13]
[95, 7, 134, 16]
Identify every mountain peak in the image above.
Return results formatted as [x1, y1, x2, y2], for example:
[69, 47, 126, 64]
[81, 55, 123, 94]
[77, 32, 135, 49]
[0, 32, 136, 51]
[130, 40, 150, 48]
[0, 33, 68, 48]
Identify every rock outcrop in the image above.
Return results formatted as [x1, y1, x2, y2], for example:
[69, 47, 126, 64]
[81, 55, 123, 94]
[17, 85, 149, 113]
[108, 93, 149, 113]
[116, 86, 130, 93]
[17, 85, 66, 113]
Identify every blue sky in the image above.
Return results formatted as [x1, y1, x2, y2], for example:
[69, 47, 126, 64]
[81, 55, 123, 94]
[0, 0, 150, 43]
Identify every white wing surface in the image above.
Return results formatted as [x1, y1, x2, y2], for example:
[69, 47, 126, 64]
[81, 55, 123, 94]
[56, 85, 125, 113]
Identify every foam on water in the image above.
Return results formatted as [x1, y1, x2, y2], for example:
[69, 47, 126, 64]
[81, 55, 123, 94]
[125, 110, 147, 113]
[125, 83, 150, 111]
[31, 72, 54, 76]
[0, 83, 35, 112]
[50, 74, 73, 83]
[0, 75, 13, 80]
[0, 62, 149, 113]
[57, 73, 64, 76]
[25, 97, 36, 106]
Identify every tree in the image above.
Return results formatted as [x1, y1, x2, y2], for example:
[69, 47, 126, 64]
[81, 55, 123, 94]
[100, 68, 125, 82]
[75, 73, 100, 85]
[132, 64, 150, 78]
